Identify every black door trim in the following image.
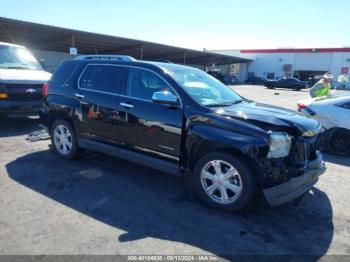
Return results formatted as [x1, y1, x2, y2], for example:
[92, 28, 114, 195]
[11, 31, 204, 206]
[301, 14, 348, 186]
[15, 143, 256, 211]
[77, 137, 181, 176]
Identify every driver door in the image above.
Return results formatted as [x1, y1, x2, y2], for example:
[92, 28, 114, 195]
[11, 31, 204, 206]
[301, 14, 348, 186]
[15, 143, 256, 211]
[116, 67, 183, 160]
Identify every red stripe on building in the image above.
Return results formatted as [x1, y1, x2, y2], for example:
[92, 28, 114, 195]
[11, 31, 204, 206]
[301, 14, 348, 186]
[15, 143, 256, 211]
[240, 48, 350, 53]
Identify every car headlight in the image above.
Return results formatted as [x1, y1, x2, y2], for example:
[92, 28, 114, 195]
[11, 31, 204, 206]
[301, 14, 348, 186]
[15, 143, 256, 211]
[268, 131, 292, 158]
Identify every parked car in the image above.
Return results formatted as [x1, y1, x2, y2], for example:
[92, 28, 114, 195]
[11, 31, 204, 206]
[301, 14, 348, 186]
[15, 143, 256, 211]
[207, 70, 236, 85]
[0, 42, 52, 116]
[265, 77, 307, 91]
[41, 57, 326, 211]
[329, 80, 350, 90]
[245, 76, 267, 85]
[297, 92, 350, 156]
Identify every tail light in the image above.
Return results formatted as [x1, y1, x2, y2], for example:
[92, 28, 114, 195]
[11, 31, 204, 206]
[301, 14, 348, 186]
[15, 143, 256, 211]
[0, 93, 8, 99]
[297, 103, 316, 116]
[297, 102, 306, 111]
[42, 82, 48, 97]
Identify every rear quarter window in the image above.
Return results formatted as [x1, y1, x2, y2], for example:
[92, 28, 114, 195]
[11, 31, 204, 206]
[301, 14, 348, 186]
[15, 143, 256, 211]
[50, 61, 79, 85]
[79, 64, 127, 94]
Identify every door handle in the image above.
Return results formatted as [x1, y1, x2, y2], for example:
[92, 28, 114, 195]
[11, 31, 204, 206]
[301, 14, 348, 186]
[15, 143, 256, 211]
[75, 93, 85, 99]
[120, 102, 134, 109]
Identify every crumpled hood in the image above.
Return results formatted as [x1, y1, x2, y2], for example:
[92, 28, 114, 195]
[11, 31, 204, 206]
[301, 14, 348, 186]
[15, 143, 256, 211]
[0, 69, 52, 83]
[216, 101, 320, 134]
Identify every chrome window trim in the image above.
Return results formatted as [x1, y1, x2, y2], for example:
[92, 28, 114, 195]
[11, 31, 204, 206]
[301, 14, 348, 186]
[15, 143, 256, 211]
[77, 63, 183, 107]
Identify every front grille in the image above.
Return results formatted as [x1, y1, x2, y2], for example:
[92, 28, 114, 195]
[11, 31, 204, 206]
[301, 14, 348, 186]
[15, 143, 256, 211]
[5, 84, 42, 102]
[294, 136, 318, 162]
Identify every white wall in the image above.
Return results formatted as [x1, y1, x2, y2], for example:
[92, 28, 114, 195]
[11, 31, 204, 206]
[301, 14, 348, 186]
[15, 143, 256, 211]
[330, 52, 350, 77]
[30, 49, 72, 72]
[294, 53, 332, 71]
[213, 50, 350, 80]
[244, 53, 295, 79]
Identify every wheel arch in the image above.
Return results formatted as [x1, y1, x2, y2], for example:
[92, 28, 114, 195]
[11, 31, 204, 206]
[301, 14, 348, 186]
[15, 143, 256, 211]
[48, 111, 75, 134]
[183, 124, 268, 175]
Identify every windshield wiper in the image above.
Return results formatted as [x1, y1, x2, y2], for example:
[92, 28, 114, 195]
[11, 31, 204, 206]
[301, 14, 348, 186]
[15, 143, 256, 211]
[232, 99, 244, 104]
[206, 103, 232, 107]
[5, 66, 31, 70]
[206, 100, 244, 107]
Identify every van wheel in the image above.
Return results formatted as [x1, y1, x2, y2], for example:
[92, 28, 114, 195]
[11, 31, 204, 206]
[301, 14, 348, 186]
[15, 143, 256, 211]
[50, 119, 79, 159]
[325, 129, 350, 156]
[192, 152, 256, 212]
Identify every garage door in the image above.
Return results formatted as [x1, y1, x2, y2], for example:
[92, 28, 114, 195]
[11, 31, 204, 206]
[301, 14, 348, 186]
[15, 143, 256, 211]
[294, 53, 332, 71]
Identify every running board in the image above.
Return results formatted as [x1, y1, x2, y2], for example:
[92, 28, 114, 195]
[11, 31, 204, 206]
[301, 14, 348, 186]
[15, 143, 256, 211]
[77, 138, 181, 176]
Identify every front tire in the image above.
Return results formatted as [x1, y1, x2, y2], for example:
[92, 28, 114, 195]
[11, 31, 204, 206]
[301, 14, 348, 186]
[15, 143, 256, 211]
[50, 119, 79, 159]
[325, 129, 350, 156]
[192, 152, 256, 212]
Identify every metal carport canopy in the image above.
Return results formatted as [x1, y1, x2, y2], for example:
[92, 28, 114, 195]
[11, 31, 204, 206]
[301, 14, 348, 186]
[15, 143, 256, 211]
[0, 16, 250, 66]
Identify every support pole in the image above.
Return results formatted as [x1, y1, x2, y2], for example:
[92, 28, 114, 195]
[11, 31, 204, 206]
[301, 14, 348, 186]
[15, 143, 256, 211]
[71, 34, 76, 58]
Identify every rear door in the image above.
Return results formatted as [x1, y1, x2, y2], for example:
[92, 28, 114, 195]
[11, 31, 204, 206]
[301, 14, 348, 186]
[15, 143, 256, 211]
[117, 67, 183, 161]
[276, 78, 287, 88]
[75, 64, 127, 144]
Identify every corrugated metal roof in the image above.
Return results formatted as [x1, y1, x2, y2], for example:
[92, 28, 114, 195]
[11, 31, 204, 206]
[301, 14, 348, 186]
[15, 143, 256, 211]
[0, 16, 250, 65]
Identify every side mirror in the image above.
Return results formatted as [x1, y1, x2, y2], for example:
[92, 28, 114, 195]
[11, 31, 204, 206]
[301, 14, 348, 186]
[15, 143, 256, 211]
[152, 91, 179, 106]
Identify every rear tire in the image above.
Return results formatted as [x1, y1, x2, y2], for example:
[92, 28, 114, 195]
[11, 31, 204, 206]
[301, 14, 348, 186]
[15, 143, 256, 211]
[50, 119, 79, 159]
[325, 129, 350, 156]
[192, 152, 256, 212]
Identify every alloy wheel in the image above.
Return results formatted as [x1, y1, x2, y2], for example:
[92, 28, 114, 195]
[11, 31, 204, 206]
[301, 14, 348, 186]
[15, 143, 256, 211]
[53, 124, 73, 155]
[200, 160, 242, 205]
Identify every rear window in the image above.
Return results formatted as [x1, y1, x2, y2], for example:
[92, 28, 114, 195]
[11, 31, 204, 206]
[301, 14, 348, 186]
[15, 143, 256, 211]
[79, 64, 126, 94]
[50, 61, 79, 85]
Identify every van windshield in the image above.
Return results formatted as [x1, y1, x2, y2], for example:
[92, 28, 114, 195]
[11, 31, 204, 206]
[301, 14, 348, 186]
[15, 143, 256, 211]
[0, 45, 42, 70]
[166, 67, 242, 107]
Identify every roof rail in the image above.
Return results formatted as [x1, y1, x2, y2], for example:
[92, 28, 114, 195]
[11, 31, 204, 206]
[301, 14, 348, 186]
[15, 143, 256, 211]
[144, 59, 173, 64]
[74, 55, 136, 62]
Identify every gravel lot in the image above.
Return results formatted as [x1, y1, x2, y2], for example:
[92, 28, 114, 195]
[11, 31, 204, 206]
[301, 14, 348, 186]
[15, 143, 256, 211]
[0, 85, 349, 259]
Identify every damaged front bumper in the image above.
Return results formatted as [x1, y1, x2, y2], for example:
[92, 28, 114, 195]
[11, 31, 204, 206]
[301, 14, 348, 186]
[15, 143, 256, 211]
[263, 151, 326, 207]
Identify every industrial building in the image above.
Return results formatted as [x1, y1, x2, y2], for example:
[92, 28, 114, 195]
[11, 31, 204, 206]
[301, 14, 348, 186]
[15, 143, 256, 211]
[214, 48, 350, 82]
[0, 17, 249, 72]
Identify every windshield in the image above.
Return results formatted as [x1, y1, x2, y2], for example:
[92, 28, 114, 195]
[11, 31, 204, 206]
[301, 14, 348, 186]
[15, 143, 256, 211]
[0, 45, 42, 70]
[167, 68, 242, 107]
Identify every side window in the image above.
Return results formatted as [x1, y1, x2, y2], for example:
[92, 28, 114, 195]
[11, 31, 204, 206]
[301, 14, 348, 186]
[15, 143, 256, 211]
[79, 65, 126, 94]
[50, 61, 78, 85]
[126, 68, 174, 100]
[266, 72, 275, 80]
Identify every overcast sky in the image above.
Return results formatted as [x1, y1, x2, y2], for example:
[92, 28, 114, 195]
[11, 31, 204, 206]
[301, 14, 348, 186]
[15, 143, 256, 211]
[1, 0, 350, 50]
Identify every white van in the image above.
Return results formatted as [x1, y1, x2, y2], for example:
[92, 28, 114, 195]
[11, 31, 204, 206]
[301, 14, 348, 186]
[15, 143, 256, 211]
[0, 42, 52, 116]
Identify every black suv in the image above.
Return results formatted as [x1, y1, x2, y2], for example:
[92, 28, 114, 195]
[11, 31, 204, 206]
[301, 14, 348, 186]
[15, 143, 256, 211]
[245, 76, 267, 85]
[265, 77, 308, 91]
[41, 57, 326, 211]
